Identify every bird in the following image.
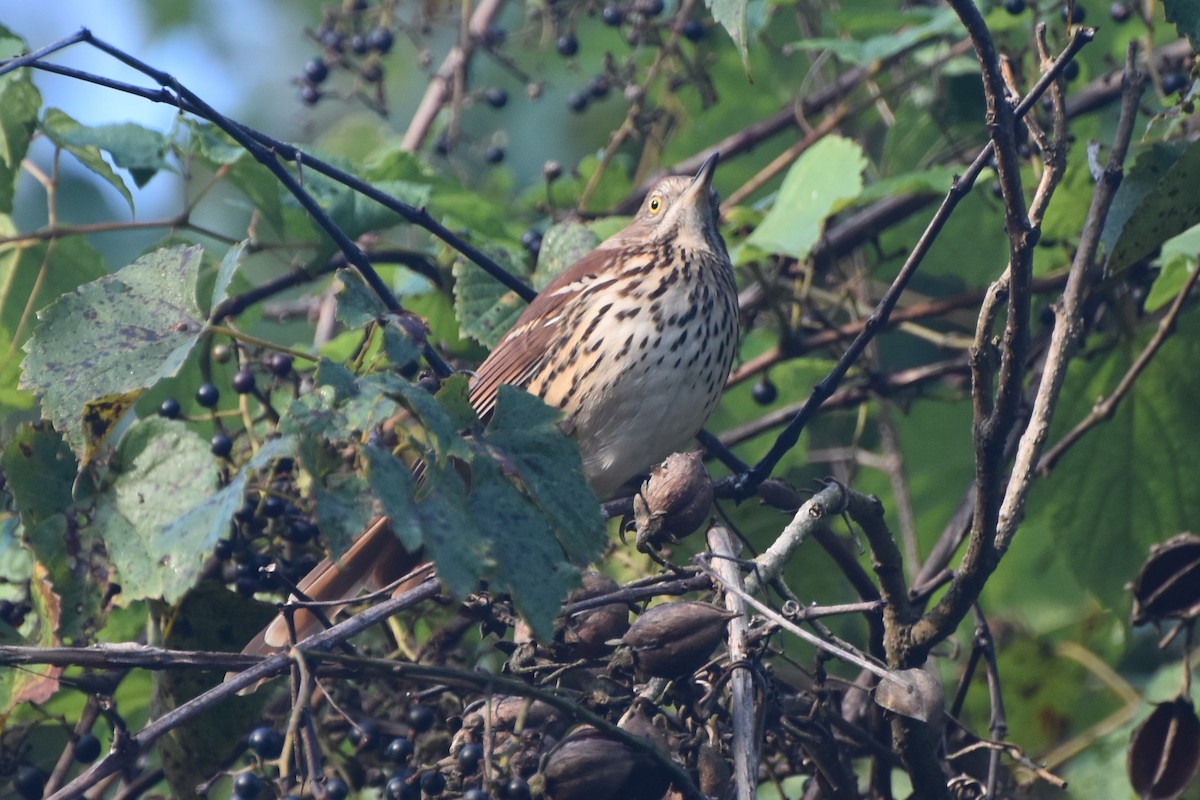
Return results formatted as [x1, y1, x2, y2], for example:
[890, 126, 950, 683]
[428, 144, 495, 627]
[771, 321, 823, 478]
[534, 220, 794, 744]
[240, 152, 738, 657]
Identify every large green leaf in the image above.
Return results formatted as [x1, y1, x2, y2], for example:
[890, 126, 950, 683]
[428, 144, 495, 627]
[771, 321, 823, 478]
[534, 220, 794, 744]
[789, 7, 959, 66]
[21, 245, 207, 460]
[748, 135, 867, 260]
[0, 27, 40, 214]
[707, 0, 749, 69]
[40, 109, 135, 212]
[1027, 308, 1200, 611]
[1, 424, 76, 531]
[452, 243, 531, 348]
[1164, 0, 1200, 49]
[96, 418, 219, 604]
[1101, 140, 1200, 274]
[57, 121, 171, 189]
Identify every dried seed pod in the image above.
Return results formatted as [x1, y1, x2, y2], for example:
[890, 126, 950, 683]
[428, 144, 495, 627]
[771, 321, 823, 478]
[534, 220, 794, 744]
[1131, 533, 1200, 626]
[1128, 695, 1200, 799]
[542, 726, 670, 800]
[621, 600, 737, 678]
[459, 696, 567, 739]
[697, 743, 732, 798]
[634, 452, 713, 548]
[558, 572, 630, 658]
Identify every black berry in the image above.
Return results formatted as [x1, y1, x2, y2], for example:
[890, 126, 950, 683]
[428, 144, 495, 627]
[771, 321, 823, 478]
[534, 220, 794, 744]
[1004, 0, 1026, 13]
[587, 75, 611, 99]
[385, 736, 415, 762]
[567, 91, 589, 113]
[325, 778, 350, 800]
[300, 84, 321, 105]
[232, 369, 256, 394]
[351, 34, 369, 55]
[1062, 3, 1086, 23]
[304, 58, 329, 84]
[15, 766, 46, 800]
[556, 32, 579, 57]
[211, 433, 233, 459]
[484, 145, 506, 164]
[214, 539, 234, 560]
[1162, 71, 1189, 95]
[505, 777, 531, 800]
[349, 721, 380, 751]
[751, 376, 778, 405]
[483, 25, 507, 47]
[158, 397, 182, 419]
[213, 343, 233, 363]
[1063, 60, 1080, 81]
[602, 4, 623, 26]
[385, 775, 417, 800]
[248, 726, 284, 759]
[483, 86, 509, 108]
[464, 789, 489, 800]
[262, 495, 286, 519]
[420, 770, 446, 795]
[367, 27, 394, 53]
[638, 0, 665, 15]
[457, 742, 484, 773]
[197, 382, 220, 408]
[681, 19, 705, 41]
[269, 353, 294, 377]
[320, 29, 344, 51]
[73, 732, 101, 763]
[233, 771, 263, 799]
[520, 229, 543, 257]
[542, 160, 563, 182]
[407, 704, 435, 733]
[286, 518, 318, 543]
[1109, 1, 1131, 21]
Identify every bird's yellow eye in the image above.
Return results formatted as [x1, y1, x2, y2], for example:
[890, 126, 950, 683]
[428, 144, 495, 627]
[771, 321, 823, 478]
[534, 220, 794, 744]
[648, 195, 664, 214]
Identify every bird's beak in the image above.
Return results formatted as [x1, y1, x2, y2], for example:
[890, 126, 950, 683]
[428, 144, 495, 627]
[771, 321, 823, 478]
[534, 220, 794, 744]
[682, 152, 719, 207]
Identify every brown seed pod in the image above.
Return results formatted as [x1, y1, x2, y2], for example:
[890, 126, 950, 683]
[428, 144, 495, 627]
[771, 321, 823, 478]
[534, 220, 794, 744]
[633, 452, 714, 548]
[459, 696, 567, 739]
[621, 600, 737, 678]
[1128, 695, 1200, 800]
[1131, 533, 1200, 626]
[697, 743, 732, 798]
[558, 572, 630, 658]
[542, 725, 671, 800]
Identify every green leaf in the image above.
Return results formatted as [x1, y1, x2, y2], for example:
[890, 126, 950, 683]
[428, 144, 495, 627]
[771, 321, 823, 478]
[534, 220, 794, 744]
[748, 135, 867, 259]
[362, 444, 420, 550]
[1164, 0, 1200, 49]
[851, 166, 957, 208]
[336, 268, 388, 329]
[40, 109, 135, 212]
[789, 8, 959, 66]
[0, 45, 41, 214]
[537, 219, 604, 286]
[412, 463, 490, 597]
[484, 385, 606, 565]
[1028, 308, 1200, 611]
[707, 0, 750, 69]
[20, 245, 207, 460]
[1102, 140, 1200, 274]
[1, 424, 76, 530]
[452, 244, 531, 348]
[211, 240, 248, 312]
[57, 121, 170, 188]
[95, 418, 219, 604]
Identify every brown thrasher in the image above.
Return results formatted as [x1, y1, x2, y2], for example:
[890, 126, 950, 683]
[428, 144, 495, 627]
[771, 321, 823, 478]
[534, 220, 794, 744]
[242, 152, 737, 656]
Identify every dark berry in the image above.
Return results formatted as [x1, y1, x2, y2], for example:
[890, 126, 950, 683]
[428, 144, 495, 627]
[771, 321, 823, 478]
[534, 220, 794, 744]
[602, 4, 623, 26]
[385, 736, 415, 762]
[213, 343, 233, 363]
[587, 75, 610, 99]
[483, 86, 509, 108]
[505, 777, 531, 800]
[233, 772, 262, 799]
[520, 229, 543, 257]
[434, 132, 451, 156]
[407, 704, 436, 733]
[567, 91, 589, 113]
[483, 25, 507, 47]
[367, 27, 394, 53]
[681, 19, 705, 41]
[286, 518, 318, 543]
[556, 32, 579, 57]
[1061, 3, 1086, 23]
[464, 790, 489, 800]
[484, 145, 505, 164]
[1004, 0, 1026, 13]
[304, 58, 329, 84]
[320, 29, 344, 51]
[638, 0, 665, 16]
[1063, 60, 1080, 81]
[232, 369, 256, 394]
[385, 775, 418, 800]
[214, 539, 234, 560]
[262, 495, 286, 519]
[1109, 1, 1131, 20]
[542, 160, 563, 182]
[73, 732, 101, 763]
[15, 766, 46, 800]
[300, 84, 321, 105]
[362, 62, 384, 83]
[457, 742, 484, 773]
[248, 726, 284, 759]
[158, 397, 182, 419]
[351, 34, 369, 54]
[420, 770, 446, 795]
[269, 353, 294, 377]
[1162, 71, 1189, 95]
[349, 721, 380, 751]
[325, 778, 350, 800]
[349, 0, 367, 11]
[211, 433, 233, 459]
[751, 376, 777, 405]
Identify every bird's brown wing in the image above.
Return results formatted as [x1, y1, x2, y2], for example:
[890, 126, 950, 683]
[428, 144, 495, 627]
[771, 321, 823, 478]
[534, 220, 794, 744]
[468, 246, 618, 422]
